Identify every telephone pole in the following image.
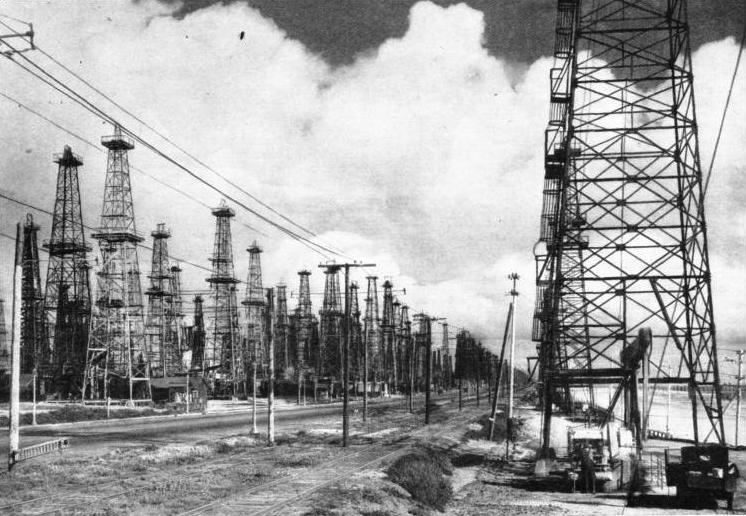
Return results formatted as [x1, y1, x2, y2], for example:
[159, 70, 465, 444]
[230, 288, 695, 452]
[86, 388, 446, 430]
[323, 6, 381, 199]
[507, 273, 519, 420]
[319, 262, 375, 447]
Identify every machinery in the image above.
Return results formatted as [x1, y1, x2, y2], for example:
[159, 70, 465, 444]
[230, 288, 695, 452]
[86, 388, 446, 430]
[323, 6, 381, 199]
[665, 444, 739, 511]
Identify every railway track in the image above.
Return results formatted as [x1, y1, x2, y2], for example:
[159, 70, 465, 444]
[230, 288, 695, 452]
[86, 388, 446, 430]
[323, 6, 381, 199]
[180, 409, 478, 516]
[0, 395, 479, 515]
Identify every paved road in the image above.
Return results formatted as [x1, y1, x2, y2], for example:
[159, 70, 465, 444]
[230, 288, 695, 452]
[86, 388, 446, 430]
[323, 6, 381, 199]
[0, 398, 416, 459]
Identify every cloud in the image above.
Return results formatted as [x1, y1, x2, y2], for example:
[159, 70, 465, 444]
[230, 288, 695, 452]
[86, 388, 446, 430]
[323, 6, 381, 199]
[0, 0, 744, 361]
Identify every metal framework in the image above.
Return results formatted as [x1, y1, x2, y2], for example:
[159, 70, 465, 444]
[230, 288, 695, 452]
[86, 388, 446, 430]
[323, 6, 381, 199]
[145, 223, 181, 377]
[275, 284, 290, 379]
[190, 295, 206, 369]
[350, 281, 362, 385]
[44, 146, 92, 396]
[19, 214, 48, 377]
[294, 270, 313, 388]
[381, 280, 396, 389]
[242, 241, 265, 394]
[318, 265, 343, 381]
[441, 322, 452, 389]
[534, 0, 724, 447]
[205, 202, 240, 395]
[87, 126, 149, 401]
[363, 276, 380, 381]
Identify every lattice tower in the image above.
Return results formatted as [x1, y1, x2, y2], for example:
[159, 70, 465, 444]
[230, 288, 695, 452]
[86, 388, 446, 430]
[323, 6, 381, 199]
[363, 276, 380, 380]
[295, 270, 313, 374]
[381, 280, 397, 388]
[275, 284, 290, 378]
[318, 265, 342, 378]
[19, 214, 48, 376]
[242, 241, 265, 379]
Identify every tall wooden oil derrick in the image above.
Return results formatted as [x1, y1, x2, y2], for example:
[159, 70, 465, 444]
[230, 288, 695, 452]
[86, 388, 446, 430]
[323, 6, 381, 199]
[380, 280, 396, 390]
[145, 223, 180, 377]
[318, 265, 343, 383]
[19, 214, 48, 380]
[44, 147, 92, 397]
[205, 202, 240, 396]
[349, 282, 363, 386]
[363, 276, 381, 383]
[275, 284, 290, 379]
[533, 0, 725, 448]
[242, 241, 265, 393]
[87, 126, 149, 402]
[295, 270, 313, 397]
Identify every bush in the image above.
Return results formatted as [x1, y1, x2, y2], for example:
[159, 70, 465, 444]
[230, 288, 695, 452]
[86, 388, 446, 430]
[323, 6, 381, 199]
[387, 449, 453, 510]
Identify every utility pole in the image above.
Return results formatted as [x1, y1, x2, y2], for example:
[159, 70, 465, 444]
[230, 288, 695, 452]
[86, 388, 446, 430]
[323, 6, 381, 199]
[507, 273, 520, 420]
[319, 262, 375, 447]
[726, 351, 744, 446]
[9, 222, 23, 466]
[266, 288, 275, 446]
[489, 302, 513, 440]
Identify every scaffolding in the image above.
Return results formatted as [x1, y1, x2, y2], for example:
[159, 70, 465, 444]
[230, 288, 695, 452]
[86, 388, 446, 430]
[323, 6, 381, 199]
[534, 0, 725, 448]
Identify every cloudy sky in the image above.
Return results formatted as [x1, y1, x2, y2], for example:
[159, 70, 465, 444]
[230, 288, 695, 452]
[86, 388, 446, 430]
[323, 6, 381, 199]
[0, 0, 744, 365]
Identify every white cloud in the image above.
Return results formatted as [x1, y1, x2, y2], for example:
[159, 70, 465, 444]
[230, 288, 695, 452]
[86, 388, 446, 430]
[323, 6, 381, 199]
[0, 1, 744, 359]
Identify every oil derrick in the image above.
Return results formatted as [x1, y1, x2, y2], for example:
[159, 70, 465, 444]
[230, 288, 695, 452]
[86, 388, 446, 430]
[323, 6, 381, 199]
[380, 280, 396, 390]
[205, 202, 240, 395]
[533, 0, 725, 447]
[414, 315, 428, 389]
[392, 298, 403, 390]
[441, 322, 452, 389]
[363, 276, 380, 382]
[190, 295, 205, 369]
[275, 284, 290, 379]
[19, 214, 49, 378]
[349, 282, 362, 384]
[169, 264, 184, 360]
[295, 270, 313, 383]
[242, 241, 265, 393]
[399, 304, 411, 391]
[0, 299, 9, 375]
[318, 265, 343, 382]
[88, 126, 149, 401]
[44, 146, 92, 397]
[145, 223, 179, 377]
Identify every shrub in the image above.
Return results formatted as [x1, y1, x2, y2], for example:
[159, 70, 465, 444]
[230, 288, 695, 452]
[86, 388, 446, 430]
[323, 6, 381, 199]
[387, 449, 453, 510]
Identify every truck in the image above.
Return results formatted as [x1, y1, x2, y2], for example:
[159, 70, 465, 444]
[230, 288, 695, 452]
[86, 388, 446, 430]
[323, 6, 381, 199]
[665, 443, 739, 511]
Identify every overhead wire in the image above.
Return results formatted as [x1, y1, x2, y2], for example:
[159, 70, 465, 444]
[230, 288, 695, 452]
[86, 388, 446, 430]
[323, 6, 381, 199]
[0, 90, 267, 238]
[0, 32, 340, 260]
[0, 191, 217, 277]
[703, 20, 746, 199]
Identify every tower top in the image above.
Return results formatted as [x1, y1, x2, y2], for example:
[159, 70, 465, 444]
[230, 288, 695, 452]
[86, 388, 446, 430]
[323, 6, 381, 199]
[248, 240, 262, 254]
[101, 125, 134, 151]
[212, 200, 235, 218]
[53, 145, 83, 167]
[298, 269, 311, 276]
[151, 223, 170, 239]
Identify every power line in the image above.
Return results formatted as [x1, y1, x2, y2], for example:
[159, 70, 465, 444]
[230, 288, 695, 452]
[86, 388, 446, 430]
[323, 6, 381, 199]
[0, 191, 217, 278]
[0, 17, 348, 260]
[0, 90, 267, 237]
[704, 20, 746, 199]
[0, 34, 339, 259]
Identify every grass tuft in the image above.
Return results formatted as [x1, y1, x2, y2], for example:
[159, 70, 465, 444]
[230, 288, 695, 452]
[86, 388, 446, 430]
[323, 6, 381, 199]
[387, 447, 453, 510]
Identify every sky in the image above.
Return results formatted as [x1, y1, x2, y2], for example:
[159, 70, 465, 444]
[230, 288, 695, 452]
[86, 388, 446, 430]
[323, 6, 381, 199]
[0, 0, 744, 369]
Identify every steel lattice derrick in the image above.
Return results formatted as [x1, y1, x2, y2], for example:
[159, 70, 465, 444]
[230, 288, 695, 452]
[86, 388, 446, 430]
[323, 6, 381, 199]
[88, 126, 149, 400]
[318, 265, 343, 380]
[19, 214, 49, 377]
[349, 282, 363, 383]
[190, 295, 206, 369]
[275, 284, 290, 379]
[242, 241, 265, 379]
[44, 147, 92, 396]
[380, 280, 397, 389]
[295, 270, 313, 375]
[145, 223, 180, 377]
[363, 276, 381, 381]
[205, 202, 240, 395]
[534, 0, 724, 448]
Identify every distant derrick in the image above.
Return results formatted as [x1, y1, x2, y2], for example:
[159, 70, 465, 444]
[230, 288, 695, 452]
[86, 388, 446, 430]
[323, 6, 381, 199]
[274, 284, 290, 379]
[44, 146, 91, 396]
[20, 214, 49, 377]
[205, 202, 240, 395]
[169, 264, 185, 361]
[350, 282, 362, 383]
[190, 295, 206, 369]
[441, 322, 452, 388]
[318, 265, 342, 380]
[363, 276, 380, 382]
[399, 304, 411, 388]
[381, 280, 396, 390]
[242, 241, 265, 389]
[88, 126, 149, 400]
[294, 270, 313, 377]
[145, 223, 180, 377]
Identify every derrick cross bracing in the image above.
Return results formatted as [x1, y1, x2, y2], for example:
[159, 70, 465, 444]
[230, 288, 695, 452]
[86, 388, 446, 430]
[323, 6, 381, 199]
[88, 126, 150, 401]
[532, 0, 725, 449]
[275, 284, 290, 380]
[19, 214, 49, 378]
[205, 202, 241, 396]
[242, 241, 266, 393]
[381, 281, 397, 391]
[44, 147, 92, 397]
[318, 265, 343, 383]
[363, 276, 381, 383]
[349, 282, 363, 385]
[294, 270, 313, 386]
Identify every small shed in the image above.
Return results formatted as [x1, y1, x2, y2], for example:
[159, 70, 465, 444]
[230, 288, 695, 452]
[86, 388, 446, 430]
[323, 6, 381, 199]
[150, 375, 209, 404]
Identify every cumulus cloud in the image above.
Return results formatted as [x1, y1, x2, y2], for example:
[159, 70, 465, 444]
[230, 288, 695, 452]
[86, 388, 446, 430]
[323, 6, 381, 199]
[0, 0, 744, 359]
